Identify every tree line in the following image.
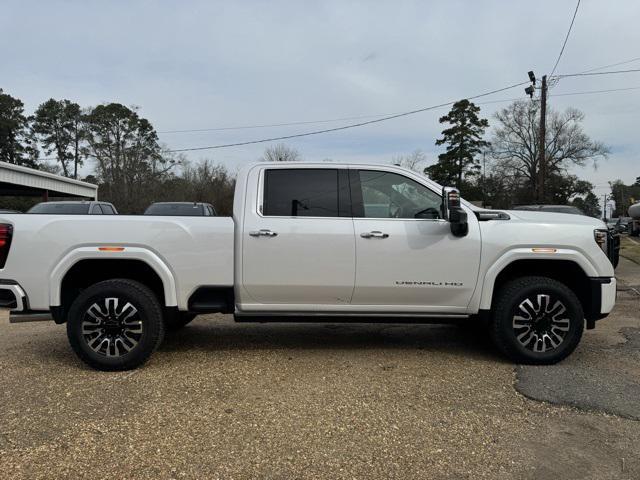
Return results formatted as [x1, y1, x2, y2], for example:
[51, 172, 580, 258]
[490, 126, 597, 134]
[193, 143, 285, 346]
[0, 88, 236, 214]
[0, 86, 623, 217]
[609, 177, 640, 217]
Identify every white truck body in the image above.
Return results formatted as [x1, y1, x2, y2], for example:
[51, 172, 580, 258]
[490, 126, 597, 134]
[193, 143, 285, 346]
[0, 162, 617, 368]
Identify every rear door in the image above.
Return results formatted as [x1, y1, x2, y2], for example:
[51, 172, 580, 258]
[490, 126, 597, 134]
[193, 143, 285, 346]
[350, 168, 481, 313]
[241, 167, 356, 306]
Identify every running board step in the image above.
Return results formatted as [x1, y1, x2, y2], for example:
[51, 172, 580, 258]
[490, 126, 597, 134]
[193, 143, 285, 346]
[9, 312, 53, 323]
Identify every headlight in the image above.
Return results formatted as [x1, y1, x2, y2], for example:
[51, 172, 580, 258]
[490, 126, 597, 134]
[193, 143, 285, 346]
[594, 229, 608, 253]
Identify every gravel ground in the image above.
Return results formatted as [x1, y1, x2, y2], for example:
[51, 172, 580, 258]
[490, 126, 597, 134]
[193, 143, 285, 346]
[1, 260, 639, 479]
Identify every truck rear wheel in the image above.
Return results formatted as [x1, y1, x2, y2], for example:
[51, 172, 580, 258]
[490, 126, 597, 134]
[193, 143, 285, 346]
[66, 279, 165, 371]
[490, 276, 584, 365]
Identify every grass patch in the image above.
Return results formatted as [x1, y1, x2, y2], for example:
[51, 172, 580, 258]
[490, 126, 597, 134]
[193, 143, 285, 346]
[620, 235, 640, 265]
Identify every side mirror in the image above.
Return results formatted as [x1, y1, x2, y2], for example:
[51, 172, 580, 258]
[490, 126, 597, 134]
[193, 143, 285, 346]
[442, 187, 468, 237]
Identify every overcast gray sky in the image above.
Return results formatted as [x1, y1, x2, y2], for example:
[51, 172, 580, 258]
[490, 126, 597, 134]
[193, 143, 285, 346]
[2, 0, 639, 200]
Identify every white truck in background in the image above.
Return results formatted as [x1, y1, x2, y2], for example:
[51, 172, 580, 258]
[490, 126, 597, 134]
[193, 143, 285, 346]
[0, 163, 617, 370]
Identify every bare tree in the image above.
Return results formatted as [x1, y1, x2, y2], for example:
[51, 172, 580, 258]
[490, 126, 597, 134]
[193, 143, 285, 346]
[261, 143, 301, 162]
[392, 149, 427, 172]
[490, 100, 608, 202]
[175, 160, 236, 214]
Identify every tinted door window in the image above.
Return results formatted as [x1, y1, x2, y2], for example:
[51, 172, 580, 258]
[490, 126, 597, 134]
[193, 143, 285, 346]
[263, 169, 341, 217]
[90, 205, 103, 214]
[356, 170, 442, 219]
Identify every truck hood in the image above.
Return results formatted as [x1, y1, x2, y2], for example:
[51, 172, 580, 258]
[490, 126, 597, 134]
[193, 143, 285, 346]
[503, 210, 607, 228]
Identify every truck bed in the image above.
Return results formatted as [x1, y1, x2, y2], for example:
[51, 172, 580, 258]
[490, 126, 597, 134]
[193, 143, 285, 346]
[0, 214, 235, 310]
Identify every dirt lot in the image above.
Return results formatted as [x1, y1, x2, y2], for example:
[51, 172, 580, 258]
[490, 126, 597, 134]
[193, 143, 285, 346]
[1, 259, 639, 480]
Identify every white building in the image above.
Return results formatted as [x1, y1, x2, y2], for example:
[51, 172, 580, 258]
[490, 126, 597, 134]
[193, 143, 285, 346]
[0, 161, 97, 201]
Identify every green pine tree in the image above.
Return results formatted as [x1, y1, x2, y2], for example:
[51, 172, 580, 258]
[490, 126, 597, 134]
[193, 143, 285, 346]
[425, 99, 489, 190]
[33, 99, 84, 178]
[0, 88, 38, 167]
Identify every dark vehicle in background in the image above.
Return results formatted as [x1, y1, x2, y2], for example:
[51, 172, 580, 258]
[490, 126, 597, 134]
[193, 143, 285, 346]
[144, 202, 217, 216]
[27, 201, 118, 215]
[514, 204, 620, 268]
[606, 217, 629, 234]
[606, 218, 620, 231]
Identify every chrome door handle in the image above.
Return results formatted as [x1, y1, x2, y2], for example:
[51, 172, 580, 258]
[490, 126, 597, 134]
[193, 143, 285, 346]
[360, 231, 389, 239]
[249, 229, 278, 237]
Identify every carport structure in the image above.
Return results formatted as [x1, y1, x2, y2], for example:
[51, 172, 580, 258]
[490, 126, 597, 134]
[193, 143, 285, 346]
[0, 161, 97, 201]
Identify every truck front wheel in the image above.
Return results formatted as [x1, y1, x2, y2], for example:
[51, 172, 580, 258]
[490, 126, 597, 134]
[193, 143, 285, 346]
[490, 276, 584, 365]
[66, 279, 165, 371]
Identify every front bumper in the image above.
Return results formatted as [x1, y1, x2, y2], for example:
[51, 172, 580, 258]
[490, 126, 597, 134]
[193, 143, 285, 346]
[599, 277, 617, 314]
[585, 276, 616, 328]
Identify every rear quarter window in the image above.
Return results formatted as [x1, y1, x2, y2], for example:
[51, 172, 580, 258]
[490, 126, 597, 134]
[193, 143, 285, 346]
[263, 169, 340, 217]
[28, 204, 90, 214]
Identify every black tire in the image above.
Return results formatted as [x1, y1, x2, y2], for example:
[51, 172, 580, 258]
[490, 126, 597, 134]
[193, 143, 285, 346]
[66, 279, 165, 371]
[164, 311, 197, 331]
[490, 276, 584, 365]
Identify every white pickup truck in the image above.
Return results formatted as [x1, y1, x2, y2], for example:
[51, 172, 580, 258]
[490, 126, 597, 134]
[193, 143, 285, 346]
[0, 163, 617, 370]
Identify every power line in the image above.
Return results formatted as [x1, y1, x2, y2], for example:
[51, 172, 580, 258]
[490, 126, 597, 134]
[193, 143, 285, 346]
[165, 80, 640, 153]
[165, 80, 529, 153]
[550, 0, 581, 78]
[578, 56, 640, 74]
[158, 84, 640, 137]
[476, 85, 640, 107]
[551, 85, 640, 97]
[158, 114, 391, 134]
[554, 68, 640, 78]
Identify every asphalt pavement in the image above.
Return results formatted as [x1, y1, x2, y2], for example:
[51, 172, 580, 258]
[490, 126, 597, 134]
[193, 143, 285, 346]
[516, 257, 640, 420]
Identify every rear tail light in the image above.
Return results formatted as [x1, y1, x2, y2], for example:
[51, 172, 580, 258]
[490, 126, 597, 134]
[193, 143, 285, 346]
[0, 224, 13, 268]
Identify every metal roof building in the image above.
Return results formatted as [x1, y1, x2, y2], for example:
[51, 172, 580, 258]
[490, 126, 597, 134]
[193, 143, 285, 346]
[0, 161, 97, 200]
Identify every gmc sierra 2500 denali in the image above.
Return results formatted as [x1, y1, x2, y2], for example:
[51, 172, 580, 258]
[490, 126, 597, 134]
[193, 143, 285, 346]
[0, 163, 617, 370]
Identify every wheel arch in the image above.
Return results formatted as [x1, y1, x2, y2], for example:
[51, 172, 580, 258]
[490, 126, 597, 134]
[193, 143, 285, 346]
[50, 247, 178, 322]
[480, 250, 598, 321]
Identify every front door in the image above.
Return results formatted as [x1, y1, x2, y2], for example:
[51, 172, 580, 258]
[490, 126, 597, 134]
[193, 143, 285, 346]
[350, 169, 481, 313]
[242, 167, 356, 306]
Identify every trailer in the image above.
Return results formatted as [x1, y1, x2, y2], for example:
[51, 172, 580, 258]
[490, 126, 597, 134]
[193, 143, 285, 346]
[627, 202, 640, 237]
[629, 202, 640, 236]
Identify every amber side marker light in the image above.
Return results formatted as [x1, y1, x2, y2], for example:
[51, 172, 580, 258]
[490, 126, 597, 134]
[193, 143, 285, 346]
[531, 247, 557, 253]
[98, 246, 125, 252]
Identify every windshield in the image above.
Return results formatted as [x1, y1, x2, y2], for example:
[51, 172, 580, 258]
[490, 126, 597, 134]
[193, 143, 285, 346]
[144, 203, 205, 216]
[28, 203, 90, 214]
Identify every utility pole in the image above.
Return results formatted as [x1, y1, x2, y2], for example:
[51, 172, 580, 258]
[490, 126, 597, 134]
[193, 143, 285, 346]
[603, 194, 609, 221]
[537, 75, 548, 203]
